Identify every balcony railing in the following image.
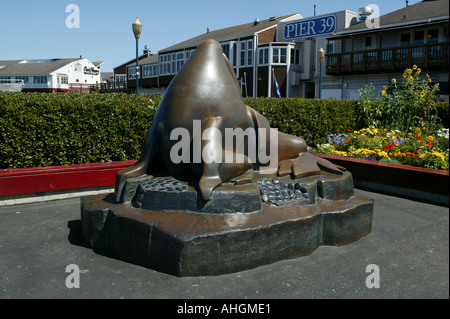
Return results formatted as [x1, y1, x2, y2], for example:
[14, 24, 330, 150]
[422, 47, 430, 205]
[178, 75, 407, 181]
[326, 42, 448, 75]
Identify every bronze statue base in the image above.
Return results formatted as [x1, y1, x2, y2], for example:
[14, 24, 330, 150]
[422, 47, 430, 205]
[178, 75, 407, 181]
[80, 171, 373, 277]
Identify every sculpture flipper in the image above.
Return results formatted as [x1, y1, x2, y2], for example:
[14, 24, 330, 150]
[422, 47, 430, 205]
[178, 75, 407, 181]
[291, 152, 346, 179]
[198, 116, 224, 201]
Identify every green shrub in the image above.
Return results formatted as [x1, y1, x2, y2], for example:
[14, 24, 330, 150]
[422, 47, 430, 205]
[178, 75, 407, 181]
[0, 92, 160, 168]
[244, 97, 365, 146]
[0, 91, 446, 169]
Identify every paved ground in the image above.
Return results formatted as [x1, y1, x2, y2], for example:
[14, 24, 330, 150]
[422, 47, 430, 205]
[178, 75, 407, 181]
[0, 189, 448, 300]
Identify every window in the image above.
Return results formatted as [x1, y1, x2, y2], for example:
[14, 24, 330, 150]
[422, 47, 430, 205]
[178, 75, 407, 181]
[128, 67, 136, 80]
[142, 64, 158, 78]
[427, 28, 439, 44]
[232, 44, 237, 67]
[259, 48, 269, 65]
[240, 40, 253, 67]
[176, 52, 184, 73]
[272, 47, 287, 64]
[33, 76, 48, 84]
[221, 43, 230, 60]
[0, 76, 11, 83]
[327, 41, 335, 54]
[400, 32, 410, 46]
[290, 48, 300, 65]
[413, 30, 424, 45]
[15, 76, 29, 84]
[115, 74, 126, 82]
[160, 55, 172, 75]
[240, 41, 246, 66]
[142, 65, 150, 78]
[171, 54, 176, 74]
[247, 40, 253, 66]
[365, 36, 372, 48]
[60, 75, 68, 84]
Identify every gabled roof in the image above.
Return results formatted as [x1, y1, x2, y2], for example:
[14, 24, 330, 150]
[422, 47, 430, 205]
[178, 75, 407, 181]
[0, 58, 81, 75]
[336, 0, 449, 35]
[159, 14, 300, 53]
[127, 54, 159, 67]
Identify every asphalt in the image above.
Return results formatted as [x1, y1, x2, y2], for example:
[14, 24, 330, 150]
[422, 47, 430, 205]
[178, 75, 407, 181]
[0, 189, 448, 300]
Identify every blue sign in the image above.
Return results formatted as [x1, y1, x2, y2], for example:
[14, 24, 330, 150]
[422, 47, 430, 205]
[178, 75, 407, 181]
[284, 15, 336, 40]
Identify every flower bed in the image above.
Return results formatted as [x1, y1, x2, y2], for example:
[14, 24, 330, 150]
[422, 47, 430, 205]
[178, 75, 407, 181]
[316, 126, 449, 170]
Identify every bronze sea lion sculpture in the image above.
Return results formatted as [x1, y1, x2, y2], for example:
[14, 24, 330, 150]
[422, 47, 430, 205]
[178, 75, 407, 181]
[115, 39, 344, 202]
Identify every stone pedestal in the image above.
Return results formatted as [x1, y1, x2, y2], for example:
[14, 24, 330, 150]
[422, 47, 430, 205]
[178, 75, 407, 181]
[81, 171, 373, 277]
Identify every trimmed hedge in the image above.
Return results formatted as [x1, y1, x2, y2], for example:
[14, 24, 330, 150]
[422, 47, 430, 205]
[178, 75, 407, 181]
[0, 91, 448, 169]
[244, 97, 366, 146]
[0, 92, 160, 168]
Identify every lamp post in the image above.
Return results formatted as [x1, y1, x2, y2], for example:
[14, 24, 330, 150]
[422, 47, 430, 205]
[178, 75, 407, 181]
[132, 18, 142, 95]
[317, 47, 325, 99]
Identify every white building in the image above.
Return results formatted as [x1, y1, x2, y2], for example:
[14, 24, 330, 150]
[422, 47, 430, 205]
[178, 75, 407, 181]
[0, 58, 103, 92]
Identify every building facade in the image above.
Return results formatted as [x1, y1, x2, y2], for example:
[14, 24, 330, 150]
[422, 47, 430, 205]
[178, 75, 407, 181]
[120, 0, 448, 99]
[326, 0, 449, 100]
[126, 14, 303, 97]
[0, 58, 103, 92]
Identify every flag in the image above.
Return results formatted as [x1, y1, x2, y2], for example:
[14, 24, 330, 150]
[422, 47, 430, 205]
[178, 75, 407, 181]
[273, 70, 281, 98]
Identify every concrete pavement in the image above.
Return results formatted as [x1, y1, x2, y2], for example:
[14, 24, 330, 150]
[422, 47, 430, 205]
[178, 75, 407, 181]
[0, 189, 448, 299]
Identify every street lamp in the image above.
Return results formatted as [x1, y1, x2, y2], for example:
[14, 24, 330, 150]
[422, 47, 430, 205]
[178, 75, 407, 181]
[317, 47, 325, 99]
[132, 18, 142, 95]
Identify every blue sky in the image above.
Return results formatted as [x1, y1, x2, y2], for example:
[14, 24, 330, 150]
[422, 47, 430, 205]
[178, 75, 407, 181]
[0, 0, 422, 72]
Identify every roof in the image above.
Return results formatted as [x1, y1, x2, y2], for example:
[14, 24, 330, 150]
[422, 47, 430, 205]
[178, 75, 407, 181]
[93, 61, 105, 67]
[159, 14, 300, 53]
[127, 54, 159, 67]
[336, 0, 449, 35]
[0, 58, 81, 75]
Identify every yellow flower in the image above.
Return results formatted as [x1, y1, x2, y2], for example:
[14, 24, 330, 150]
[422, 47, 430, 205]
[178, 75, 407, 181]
[381, 90, 386, 96]
[432, 152, 445, 161]
[413, 65, 417, 70]
[426, 73, 430, 78]
[427, 136, 434, 142]
[403, 73, 407, 78]
[378, 151, 390, 159]
[409, 76, 414, 82]
[407, 68, 413, 73]
[392, 78, 397, 83]
[383, 85, 387, 90]
[390, 130, 395, 137]
[420, 91, 426, 97]
[429, 78, 432, 83]
[417, 68, 421, 74]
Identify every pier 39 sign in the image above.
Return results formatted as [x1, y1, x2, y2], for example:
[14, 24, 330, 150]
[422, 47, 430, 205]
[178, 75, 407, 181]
[284, 15, 336, 40]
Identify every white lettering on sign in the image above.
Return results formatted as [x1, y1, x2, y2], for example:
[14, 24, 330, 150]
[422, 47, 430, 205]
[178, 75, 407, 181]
[284, 15, 336, 40]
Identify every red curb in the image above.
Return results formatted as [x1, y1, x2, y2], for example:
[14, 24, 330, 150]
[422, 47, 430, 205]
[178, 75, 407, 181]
[0, 161, 137, 197]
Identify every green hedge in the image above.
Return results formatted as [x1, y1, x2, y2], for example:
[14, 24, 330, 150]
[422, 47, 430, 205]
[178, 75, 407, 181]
[0, 92, 160, 168]
[244, 97, 366, 146]
[0, 91, 448, 169]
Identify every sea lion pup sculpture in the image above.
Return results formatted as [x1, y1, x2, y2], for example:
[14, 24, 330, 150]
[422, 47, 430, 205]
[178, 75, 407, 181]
[115, 39, 344, 202]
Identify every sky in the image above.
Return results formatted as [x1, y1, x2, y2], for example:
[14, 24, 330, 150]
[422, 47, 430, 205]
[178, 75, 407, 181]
[0, 0, 423, 72]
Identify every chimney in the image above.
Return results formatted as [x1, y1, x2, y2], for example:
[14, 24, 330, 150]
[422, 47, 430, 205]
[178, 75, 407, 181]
[144, 45, 151, 56]
[406, 0, 409, 6]
[314, 5, 316, 16]
[206, 27, 210, 33]
[254, 18, 260, 26]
